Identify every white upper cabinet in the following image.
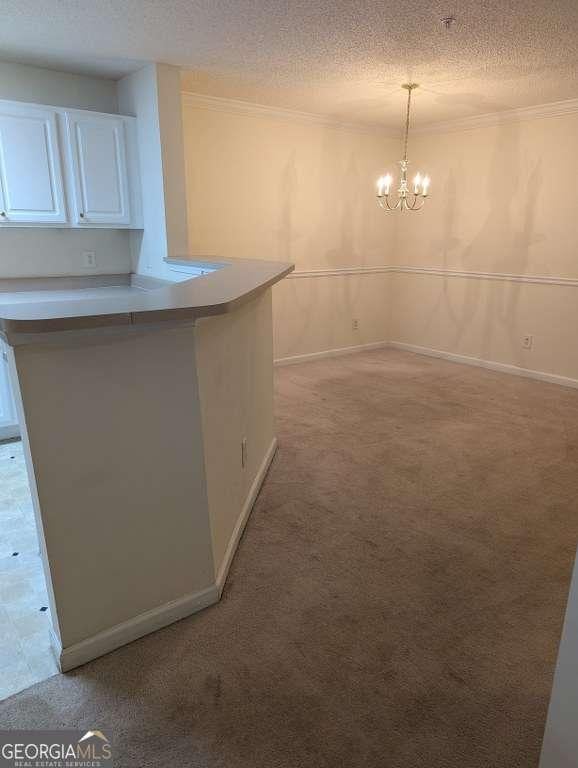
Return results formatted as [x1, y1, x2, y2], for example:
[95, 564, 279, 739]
[0, 103, 67, 224]
[0, 99, 142, 229]
[66, 112, 131, 226]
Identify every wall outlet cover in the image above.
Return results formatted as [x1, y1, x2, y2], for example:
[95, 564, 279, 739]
[82, 251, 97, 269]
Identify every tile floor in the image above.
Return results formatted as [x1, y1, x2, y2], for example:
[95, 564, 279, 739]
[0, 439, 59, 700]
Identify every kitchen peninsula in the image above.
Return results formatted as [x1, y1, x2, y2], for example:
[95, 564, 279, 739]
[0, 257, 293, 671]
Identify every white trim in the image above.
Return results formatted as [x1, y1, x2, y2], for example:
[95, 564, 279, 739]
[56, 584, 219, 672]
[388, 341, 578, 391]
[275, 341, 389, 366]
[215, 437, 278, 594]
[276, 338, 578, 390]
[182, 91, 578, 138]
[287, 264, 578, 287]
[288, 265, 390, 279]
[389, 265, 578, 287]
[415, 97, 578, 135]
[181, 92, 394, 136]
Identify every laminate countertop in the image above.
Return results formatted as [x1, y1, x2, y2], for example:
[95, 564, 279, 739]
[0, 257, 294, 344]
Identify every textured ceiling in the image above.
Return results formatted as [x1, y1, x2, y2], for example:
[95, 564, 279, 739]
[2, 0, 578, 127]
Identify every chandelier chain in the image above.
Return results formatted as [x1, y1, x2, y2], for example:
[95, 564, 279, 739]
[403, 87, 412, 162]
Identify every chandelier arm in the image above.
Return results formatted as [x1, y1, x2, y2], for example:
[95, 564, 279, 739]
[406, 194, 425, 211]
[378, 195, 402, 211]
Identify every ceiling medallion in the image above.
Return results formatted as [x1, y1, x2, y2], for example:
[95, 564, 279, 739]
[376, 83, 430, 212]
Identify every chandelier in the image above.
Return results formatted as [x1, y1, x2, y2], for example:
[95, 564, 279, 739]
[376, 84, 430, 212]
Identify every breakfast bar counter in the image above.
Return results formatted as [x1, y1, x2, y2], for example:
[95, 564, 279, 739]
[1, 257, 292, 671]
[0, 257, 293, 343]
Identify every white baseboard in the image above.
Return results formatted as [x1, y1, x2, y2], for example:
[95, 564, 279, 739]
[275, 340, 389, 366]
[54, 437, 278, 673]
[275, 338, 578, 390]
[215, 436, 278, 594]
[56, 584, 219, 672]
[389, 341, 578, 390]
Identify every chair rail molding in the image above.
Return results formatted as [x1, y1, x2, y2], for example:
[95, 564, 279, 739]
[286, 264, 578, 287]
[389, 265, 578, 287]
[287, 265, 390, 279]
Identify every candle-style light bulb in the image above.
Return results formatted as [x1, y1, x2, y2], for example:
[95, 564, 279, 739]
[413, 173, 422, 194]
[421, 175, 430, 196]
[384, 173, 392, 195]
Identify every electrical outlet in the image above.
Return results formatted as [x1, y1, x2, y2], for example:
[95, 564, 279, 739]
[522, 334, 534, 350]
[82, 251, 97, 269]
[352, 319, 359, 331]
[241, 437, 247, 468]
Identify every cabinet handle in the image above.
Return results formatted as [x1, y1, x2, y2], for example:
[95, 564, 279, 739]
[0, 212, 6, 217]
[79, 212, 85, 218]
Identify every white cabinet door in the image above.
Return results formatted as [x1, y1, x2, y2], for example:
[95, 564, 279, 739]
[0, 103, 67, 224]
[66, 113, 131, 226]
[0, 341, 17, 435]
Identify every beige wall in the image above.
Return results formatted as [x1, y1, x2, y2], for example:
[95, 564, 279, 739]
[391, 114, 578, 380]
[182, 97, 578, 381]
[274, 271, 390, 361]
[396, 115, 578, 277]
[0, 60, 118, 113]
[195, 290, 275, 572]
[182, 99, 397, 359]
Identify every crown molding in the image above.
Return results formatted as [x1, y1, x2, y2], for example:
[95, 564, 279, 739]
[414, 97, 578, 136]
[182, 91, 578, 139]
[181, 92, 396, 137]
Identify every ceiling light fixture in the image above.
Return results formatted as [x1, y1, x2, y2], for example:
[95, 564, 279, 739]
[376, 84, 430, 212]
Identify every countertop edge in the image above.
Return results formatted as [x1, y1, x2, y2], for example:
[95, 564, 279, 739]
[0, 259, 294, 345]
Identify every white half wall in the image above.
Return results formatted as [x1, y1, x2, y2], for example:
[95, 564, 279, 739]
[195, 290, 276, 576]
[540, 549, 578, 768]
[12, 326, 215, 651]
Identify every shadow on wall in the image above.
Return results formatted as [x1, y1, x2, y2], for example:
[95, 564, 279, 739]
[276, 127, 385, 357]
[275, 150, 301, 265]
[420, 120, 543, 364]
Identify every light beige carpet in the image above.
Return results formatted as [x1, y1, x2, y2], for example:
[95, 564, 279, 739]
[1, 348, 577, 767]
